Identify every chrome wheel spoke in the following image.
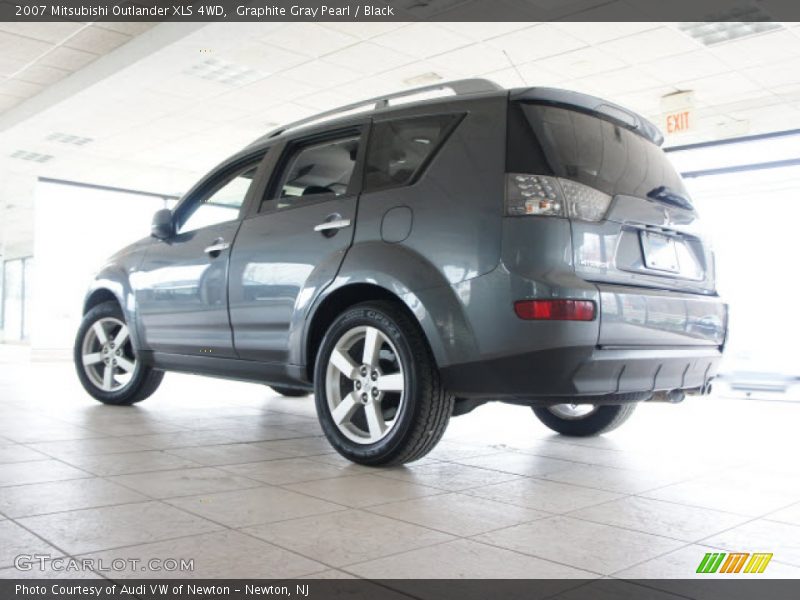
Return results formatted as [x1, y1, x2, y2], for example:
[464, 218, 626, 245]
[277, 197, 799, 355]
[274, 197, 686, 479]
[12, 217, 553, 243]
[364, 400, 387, 441]
[362, 327, 382, 367]
[113, 325, 129, 348]
[376, 373, 403, 393]
[330, 349, 358, 380]
[92, 322, 109, 345]
[116, 356, 135, 373]
[82, 352, 104, 366]
[102, 365, 115, 391]
[331, 392, 359, 425]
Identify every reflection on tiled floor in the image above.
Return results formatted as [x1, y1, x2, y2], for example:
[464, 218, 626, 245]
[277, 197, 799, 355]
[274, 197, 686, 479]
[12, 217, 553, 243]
[1, 356, 799, 580]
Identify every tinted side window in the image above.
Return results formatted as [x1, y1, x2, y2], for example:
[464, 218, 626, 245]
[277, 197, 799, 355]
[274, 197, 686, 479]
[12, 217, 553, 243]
[364, 114, 459, 192]
[178, 162, 260, 234]
[276, 135, 359, 209]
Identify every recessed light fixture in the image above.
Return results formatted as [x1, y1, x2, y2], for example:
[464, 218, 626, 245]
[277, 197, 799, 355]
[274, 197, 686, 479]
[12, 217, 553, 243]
[46, 132, 93, 146]
[403, 72, 444, 86]
[678, 20, 782, 47]
[10, 150, 53, 163]
[183, 58, 264, 86]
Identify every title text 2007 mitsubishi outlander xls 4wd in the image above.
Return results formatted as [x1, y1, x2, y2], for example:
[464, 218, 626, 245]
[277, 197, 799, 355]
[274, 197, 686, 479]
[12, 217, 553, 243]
[74, 80, 727, 465]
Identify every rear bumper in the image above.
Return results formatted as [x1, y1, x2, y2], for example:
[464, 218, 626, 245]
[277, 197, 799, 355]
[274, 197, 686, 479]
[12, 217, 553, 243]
[440, 344, 723, 401]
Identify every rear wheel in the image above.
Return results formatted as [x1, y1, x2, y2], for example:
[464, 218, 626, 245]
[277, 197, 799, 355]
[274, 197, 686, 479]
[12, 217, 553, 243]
[314, 301, 453, 466]
[270, 386, 310, 397]
[74, 301, 163, 405]
[532, 403, 636, 437]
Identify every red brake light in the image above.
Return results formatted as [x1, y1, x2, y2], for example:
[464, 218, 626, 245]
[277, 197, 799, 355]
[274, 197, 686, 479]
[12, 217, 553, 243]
[514, 299, 596, 321]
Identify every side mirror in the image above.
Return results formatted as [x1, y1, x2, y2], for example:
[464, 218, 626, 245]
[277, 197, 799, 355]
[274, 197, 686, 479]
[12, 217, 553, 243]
[151, 209, 174, 240]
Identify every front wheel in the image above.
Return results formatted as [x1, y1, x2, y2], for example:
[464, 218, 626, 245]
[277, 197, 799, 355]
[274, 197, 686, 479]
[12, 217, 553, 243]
[74, 301, 164, 405]
[314, 301, 453, 466]
[532, 403, 636, 437]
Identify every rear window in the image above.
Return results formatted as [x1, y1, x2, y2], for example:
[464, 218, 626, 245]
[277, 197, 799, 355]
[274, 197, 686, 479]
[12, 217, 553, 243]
[508, 103, 687, 199]
[364, 114, 460, 192]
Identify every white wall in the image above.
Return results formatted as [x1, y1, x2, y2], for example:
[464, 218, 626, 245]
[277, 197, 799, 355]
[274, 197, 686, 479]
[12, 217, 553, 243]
[31, 181, 170, 353]
[685, 165, 800, 375]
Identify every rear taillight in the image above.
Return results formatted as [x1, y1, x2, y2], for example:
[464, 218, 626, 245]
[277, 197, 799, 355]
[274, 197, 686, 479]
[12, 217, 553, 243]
[514, 299, 596, 321]
[505, 174, 612, 221]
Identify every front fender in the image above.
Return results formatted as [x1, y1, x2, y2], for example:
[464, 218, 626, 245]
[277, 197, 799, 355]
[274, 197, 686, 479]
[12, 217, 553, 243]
[83, 263, 146, 350]
[295, 242, 479, 369]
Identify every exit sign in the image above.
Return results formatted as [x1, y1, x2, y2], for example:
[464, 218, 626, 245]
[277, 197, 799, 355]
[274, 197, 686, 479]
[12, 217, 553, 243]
[661, 91, 695, 136]
[665, 110, 692, 134]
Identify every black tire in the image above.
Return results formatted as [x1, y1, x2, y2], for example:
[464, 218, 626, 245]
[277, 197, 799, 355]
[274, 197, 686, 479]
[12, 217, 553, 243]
[269, 386, 310, 397]
[314, 301, 454, 466]
[532, 403, 636, 437]
[74, 301, 164, 406]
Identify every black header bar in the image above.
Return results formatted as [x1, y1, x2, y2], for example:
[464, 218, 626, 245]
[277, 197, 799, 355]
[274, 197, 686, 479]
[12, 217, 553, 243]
[3, 0, 800, 22]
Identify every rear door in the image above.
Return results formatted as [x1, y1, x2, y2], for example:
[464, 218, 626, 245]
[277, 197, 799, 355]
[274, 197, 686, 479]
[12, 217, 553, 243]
[229, 126, 366, 363]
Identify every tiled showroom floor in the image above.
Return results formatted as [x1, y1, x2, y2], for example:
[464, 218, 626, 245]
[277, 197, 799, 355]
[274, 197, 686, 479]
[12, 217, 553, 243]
[1, 349, 799, 580]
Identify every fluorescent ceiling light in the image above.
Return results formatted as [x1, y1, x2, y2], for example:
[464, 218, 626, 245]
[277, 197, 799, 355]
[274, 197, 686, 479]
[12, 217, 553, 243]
[184, 58, 265, 86]
[10, 150, 54, 163]
[678, 21, 782, 46]
[46, 132, 93, 146]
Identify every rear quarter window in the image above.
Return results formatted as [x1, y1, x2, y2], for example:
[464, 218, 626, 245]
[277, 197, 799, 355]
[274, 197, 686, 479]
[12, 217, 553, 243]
[364, 114, 461, 192]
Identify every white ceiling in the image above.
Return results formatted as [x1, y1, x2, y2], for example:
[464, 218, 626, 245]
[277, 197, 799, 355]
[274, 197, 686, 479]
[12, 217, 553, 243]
[0, 22, 155, 112]
[3, 21, 800, 255]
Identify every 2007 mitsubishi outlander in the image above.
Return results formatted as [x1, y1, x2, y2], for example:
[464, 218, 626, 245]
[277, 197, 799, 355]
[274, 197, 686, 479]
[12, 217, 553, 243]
[74, 80, 728, 465]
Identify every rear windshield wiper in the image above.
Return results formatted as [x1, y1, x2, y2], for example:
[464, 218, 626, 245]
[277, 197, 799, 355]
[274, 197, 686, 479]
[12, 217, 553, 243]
[647, 186, 694, 211]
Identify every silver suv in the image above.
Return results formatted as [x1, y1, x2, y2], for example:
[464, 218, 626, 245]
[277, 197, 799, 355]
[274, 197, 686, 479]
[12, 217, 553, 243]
[74, 80, 727, 465]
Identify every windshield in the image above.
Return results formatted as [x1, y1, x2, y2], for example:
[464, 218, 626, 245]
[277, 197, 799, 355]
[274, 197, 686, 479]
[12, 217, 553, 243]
[508, 102, 688, 200]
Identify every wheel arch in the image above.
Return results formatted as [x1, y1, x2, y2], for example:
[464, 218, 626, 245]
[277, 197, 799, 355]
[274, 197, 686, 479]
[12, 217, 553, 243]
[303, 283, 409, 381]
[83, 288, 120, 315]
[81, 266, 143, 352]
[300, 244, 479, 382]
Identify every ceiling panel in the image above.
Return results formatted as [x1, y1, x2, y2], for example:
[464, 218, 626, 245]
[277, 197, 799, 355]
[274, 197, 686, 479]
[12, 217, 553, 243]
[0, 31, 52, 62]
[487, 23, 586, 64]
[430, 44, 516, 76]
[598, 26, 700, 63]
[4, 20, 800, 215]
[710, 30, 800, 69]
[534, 46, 627, 79]
[0, 22, 85, 43]
[637, 49, 731, 83]
[372, 23, 472, 58]
[322, 42, 414, 74]
[63, 27, 132, 54]
[259, 23, 358, 57]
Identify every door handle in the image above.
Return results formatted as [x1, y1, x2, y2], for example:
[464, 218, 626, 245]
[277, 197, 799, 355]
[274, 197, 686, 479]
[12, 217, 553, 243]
[204, 240, 230, 255]
[314, 219, 351, 232]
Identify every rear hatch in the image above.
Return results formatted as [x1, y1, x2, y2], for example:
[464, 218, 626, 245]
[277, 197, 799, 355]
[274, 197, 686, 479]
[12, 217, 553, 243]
[507, 89, 725, 346]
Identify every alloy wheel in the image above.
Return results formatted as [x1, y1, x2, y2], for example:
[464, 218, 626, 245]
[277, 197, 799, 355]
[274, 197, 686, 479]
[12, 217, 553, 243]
[80, 317, 137, 392]
[548, 403, 597, 420]
[324, 325, 405, 444]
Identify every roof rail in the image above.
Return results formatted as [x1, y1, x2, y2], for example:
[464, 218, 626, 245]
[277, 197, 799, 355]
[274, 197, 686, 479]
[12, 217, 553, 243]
[263, 78, 503, 140]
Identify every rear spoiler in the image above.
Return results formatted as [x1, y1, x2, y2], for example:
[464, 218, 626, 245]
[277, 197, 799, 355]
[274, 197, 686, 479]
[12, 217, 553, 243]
[510, 87, 664, 147]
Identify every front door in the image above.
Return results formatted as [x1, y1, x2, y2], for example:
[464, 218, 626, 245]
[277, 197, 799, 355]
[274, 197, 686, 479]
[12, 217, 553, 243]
[229, 128, 365, 364]
[135, 155, 265, 357]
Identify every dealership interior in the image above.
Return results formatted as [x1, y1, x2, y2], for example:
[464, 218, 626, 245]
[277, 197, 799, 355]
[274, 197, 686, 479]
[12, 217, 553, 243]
[1, 20, 800, 582]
